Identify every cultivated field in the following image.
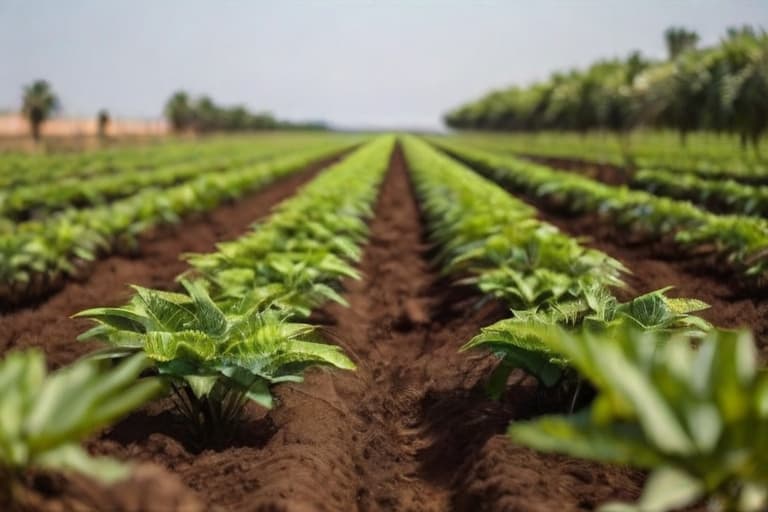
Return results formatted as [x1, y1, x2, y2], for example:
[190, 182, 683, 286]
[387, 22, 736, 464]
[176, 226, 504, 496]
[1, 132, 767, 511]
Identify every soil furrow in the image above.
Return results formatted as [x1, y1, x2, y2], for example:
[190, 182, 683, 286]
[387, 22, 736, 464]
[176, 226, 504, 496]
[0, 154, 340, 368]
[523, 154, 630, 186]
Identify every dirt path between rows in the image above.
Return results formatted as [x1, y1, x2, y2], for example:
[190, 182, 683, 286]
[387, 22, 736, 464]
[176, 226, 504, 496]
[0, 155, 340, 369]
[524, 154, 631, 186]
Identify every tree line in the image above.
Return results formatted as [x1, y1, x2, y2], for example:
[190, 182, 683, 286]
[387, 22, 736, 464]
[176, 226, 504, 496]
[164, 91, 327, 133]
[14, 82, 327, 142]
[444, 26, 768, 149]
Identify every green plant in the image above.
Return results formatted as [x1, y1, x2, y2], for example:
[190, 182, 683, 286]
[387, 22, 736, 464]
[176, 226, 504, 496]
[76, 280, 355, 444]
[0, 350, 162, 504]
[509, 324, 768, 512]
[464, 286, 711, 395]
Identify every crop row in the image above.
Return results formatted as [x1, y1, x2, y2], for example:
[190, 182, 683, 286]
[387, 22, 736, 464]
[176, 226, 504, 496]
[0, 139, 355, 304]
[404, 136, 767, 512]
[0, 142, 333, 221]
[432, 139, 768, 286]
[0, 137, 394, 506]
[0, 138, 226, 188]
[444, 134, 768, 220]
[449, 132, 768, 180]
[404, 135, 709, 386]
[632, 168, 768, 218]
[0, 134, 351, 189]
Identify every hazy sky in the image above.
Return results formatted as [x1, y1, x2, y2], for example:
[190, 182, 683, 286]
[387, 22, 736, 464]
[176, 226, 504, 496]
[1, 0, 766, 129]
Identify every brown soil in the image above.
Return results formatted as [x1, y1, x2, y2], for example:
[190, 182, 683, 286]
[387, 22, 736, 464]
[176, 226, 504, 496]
[0, 156, 338, 369]
[3, 146, 651, 511]
[524, 154, 631, 186]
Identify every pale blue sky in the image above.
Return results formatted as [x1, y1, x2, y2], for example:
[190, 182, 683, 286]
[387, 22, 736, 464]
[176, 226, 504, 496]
[1, 0, 766, 129]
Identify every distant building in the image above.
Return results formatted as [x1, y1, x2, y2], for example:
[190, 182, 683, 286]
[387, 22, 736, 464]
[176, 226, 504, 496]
[0, 114, 169, 138]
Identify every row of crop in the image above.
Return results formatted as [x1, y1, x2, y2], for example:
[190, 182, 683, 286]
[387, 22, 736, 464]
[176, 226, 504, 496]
[0, 140, 356, 304]
[432, 139, 768, 286]
[403, 136, 767, 512]
[0, 138, 224, 188]
[452, 135, 768, 219]
[403, 135, 709, 387]
[0, 141, 331, 221]
[632, 168, 768, 218]
[448, 132, 768, 181]
[0, 134, 352, 189]
[0, 136, 394, 507]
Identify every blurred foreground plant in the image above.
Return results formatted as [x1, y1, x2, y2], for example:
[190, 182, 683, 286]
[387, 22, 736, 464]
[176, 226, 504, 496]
[509, 324, 768, 512]
[0, 350, 162, 504]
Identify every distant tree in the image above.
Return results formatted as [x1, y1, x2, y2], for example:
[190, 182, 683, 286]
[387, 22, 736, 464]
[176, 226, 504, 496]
[664, 27, 700, 60]
[97, 109, 110, 139]
[21, 80, 59, 142]
[726, 25, 760, 40]
[719, 30, 768, 151]
[223, 105, 249, 131]
[164, 91, 193, 133]
[193, 96, 218, 133]
[163, 91, 327, 134]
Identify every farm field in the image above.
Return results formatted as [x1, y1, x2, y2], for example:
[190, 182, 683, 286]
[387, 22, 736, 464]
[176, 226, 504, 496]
[1, 130, 767, 512]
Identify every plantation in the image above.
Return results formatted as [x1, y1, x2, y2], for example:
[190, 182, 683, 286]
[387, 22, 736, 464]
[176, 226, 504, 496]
[0, 128, 767, 512]
[2, 8, 768, 510]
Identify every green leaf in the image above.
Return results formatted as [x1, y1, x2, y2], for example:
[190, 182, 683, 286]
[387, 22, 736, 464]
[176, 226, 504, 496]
[73, 307, 148, 333]
[634, 467, 703, 512]
[245, 379, 273, 409]
[35, 444, 130, 484]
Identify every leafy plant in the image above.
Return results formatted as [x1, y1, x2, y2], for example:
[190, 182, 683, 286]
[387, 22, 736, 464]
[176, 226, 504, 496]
[464, 286, 712, 396]
[509, 324, 768, 512]
[74, 136, 393, 446]
[76, 280, 355, 444]
[0, 350, 162, 504]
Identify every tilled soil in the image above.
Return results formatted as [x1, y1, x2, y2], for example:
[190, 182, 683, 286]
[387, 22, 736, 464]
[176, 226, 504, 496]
[523, 154, 631, 186]
[8, 147, 649, 511]
[0, 156, 339, 370]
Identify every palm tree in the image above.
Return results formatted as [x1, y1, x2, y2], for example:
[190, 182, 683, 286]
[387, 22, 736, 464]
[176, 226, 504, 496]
[164, 91, 193, 133]
[97, 109, 110, 140]
[21, 80, 59, 142]
[664, 27, 700, 60]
